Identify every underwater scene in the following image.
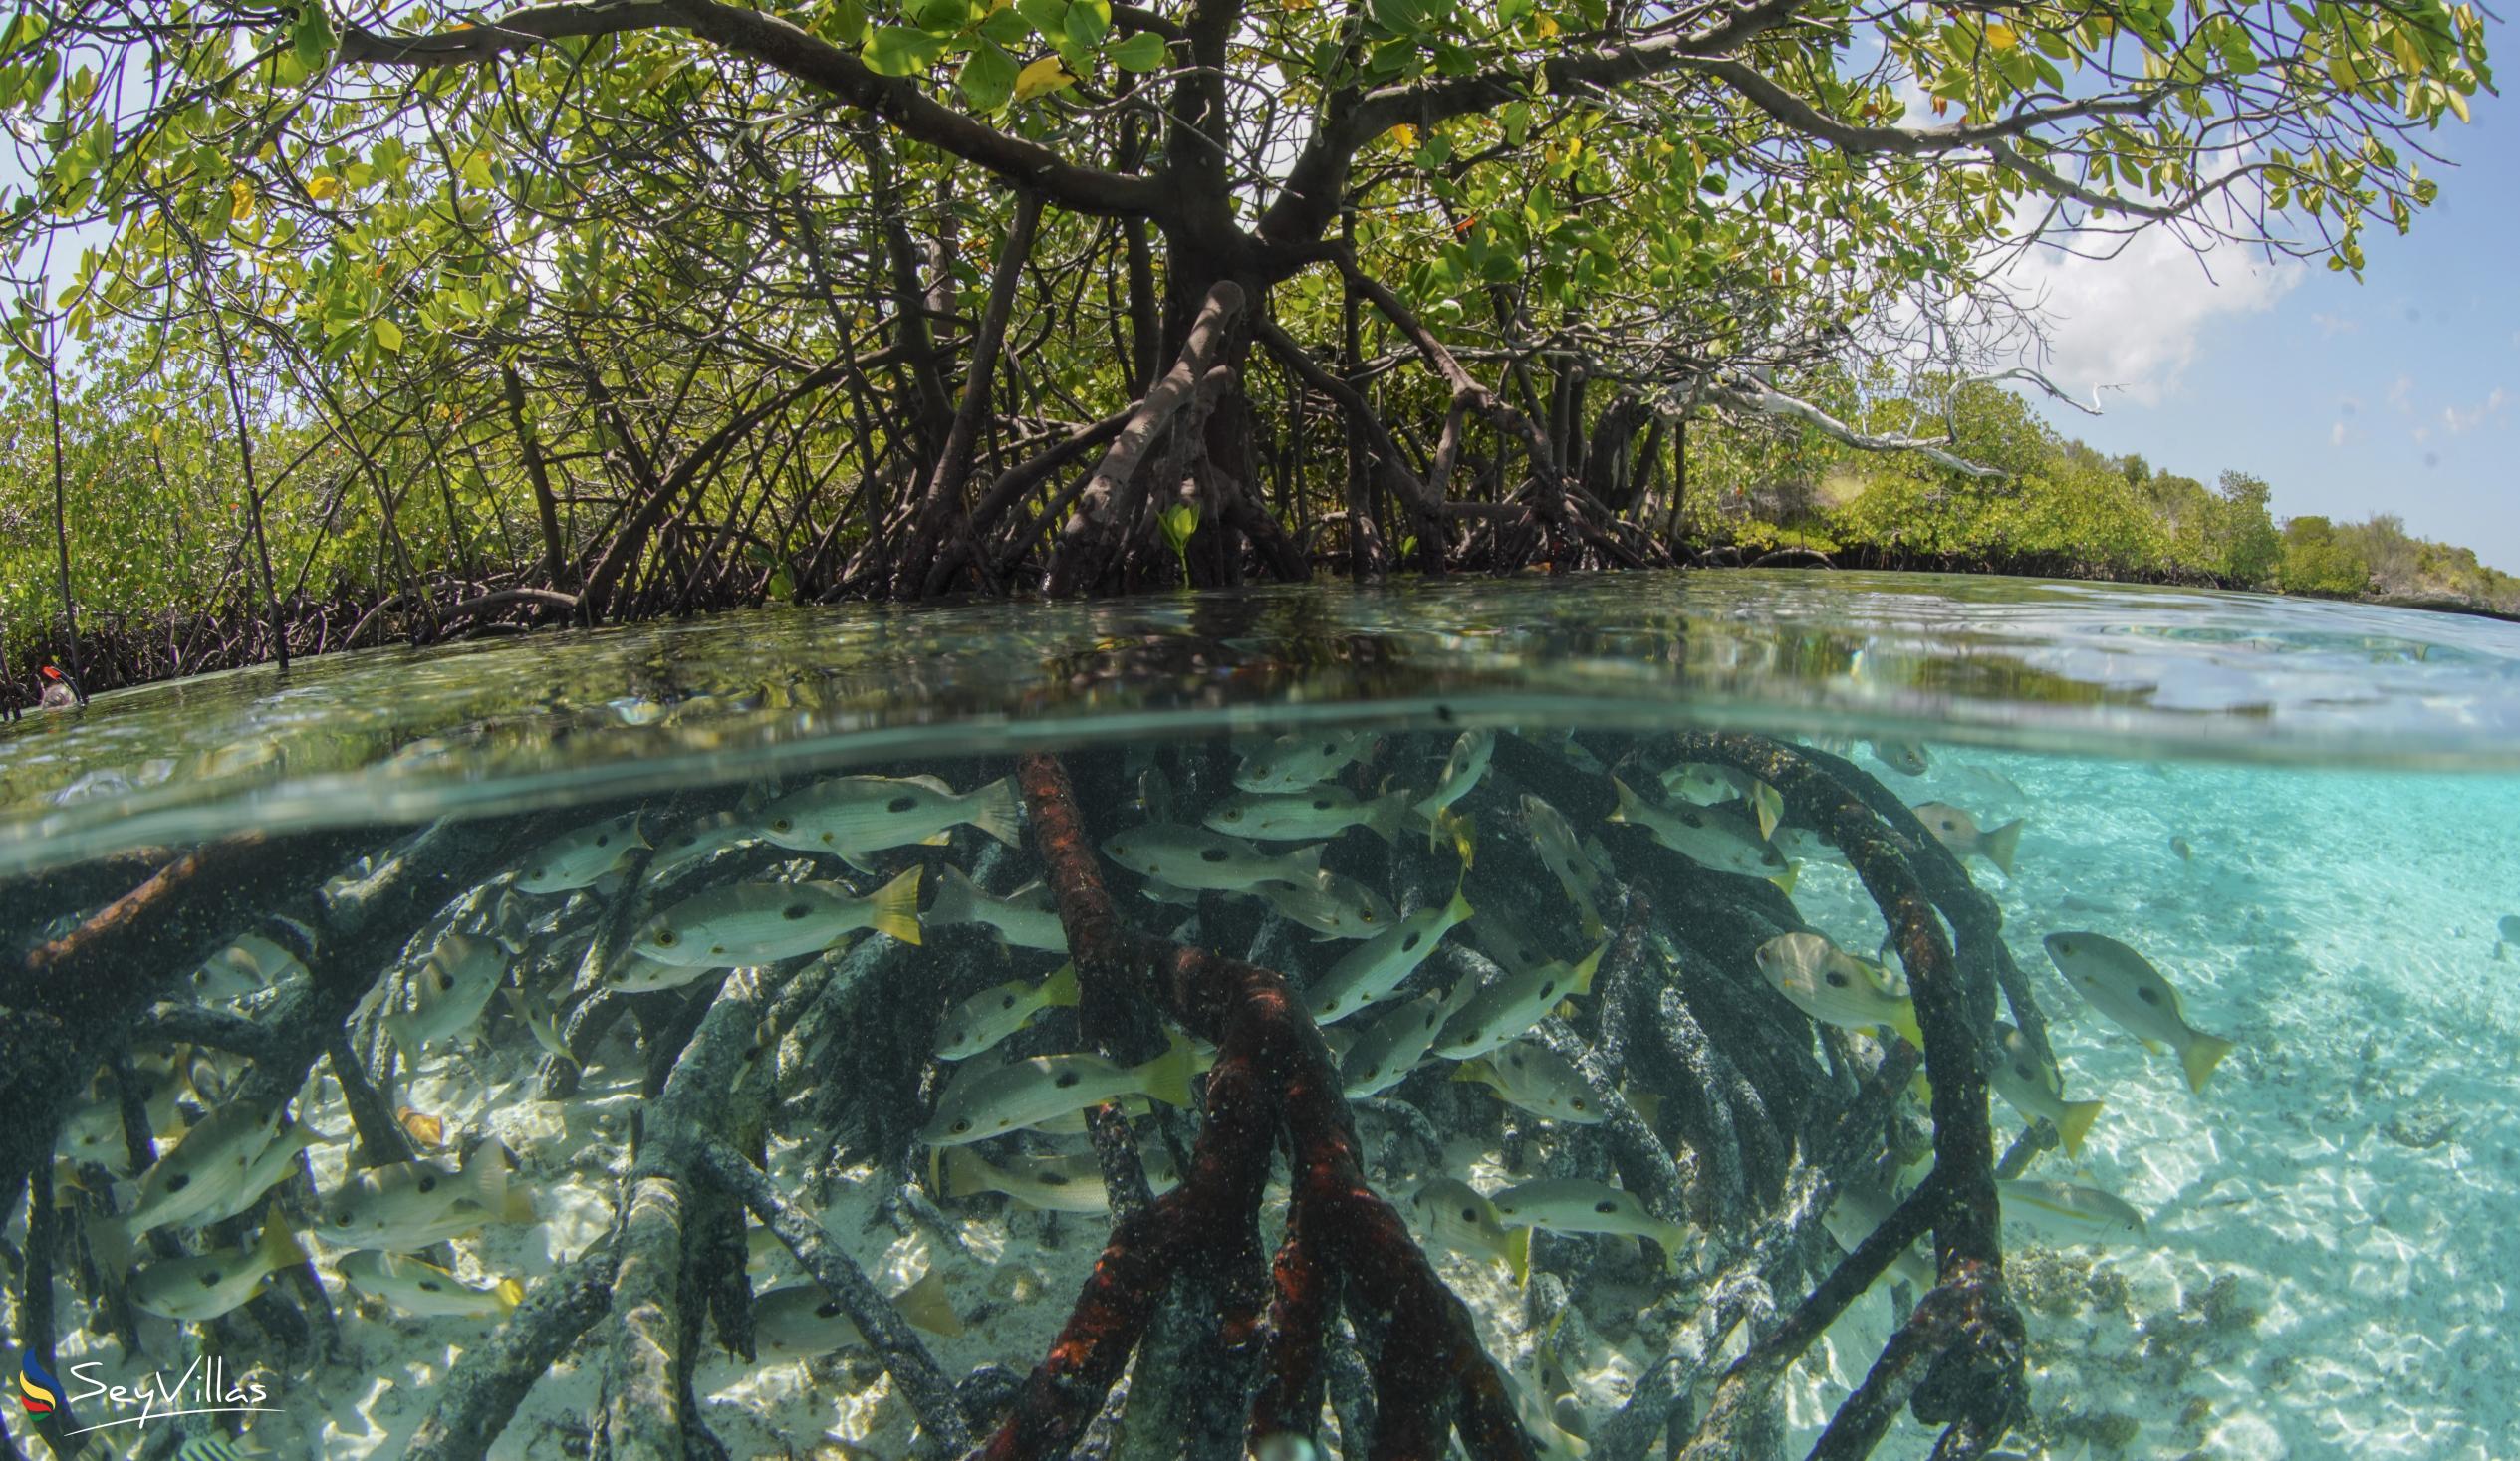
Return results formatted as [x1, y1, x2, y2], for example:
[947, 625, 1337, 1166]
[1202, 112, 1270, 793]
[1, 572, 2516, 1461]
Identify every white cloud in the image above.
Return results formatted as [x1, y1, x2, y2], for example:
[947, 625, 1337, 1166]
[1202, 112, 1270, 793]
[2387, 375, 2415, 413]
[2330, 420, 2349, 447]
[2311, 312, 2359, 337]
[1997, 230, 2299, 406]
[2440, 385, 2510, 435]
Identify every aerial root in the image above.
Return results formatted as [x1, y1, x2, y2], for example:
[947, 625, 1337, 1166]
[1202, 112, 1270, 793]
[998, 750, 1535, 1460]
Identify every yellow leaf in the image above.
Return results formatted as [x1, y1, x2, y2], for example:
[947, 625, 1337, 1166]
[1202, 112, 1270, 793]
[1536, 12, 1557, 37]
[373, 317, 403, 352]
[229, 178, 255, 221]
[308, 173, 340, 201]
[1985, 22, 2017, 49]
[1391, 123, 1417, 148]
[2444, 85, 2470, 122]
[1014, 55, 1074, 103]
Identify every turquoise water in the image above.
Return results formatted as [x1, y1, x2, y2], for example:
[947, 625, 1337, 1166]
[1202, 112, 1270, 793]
[1, 572, 2516, 1461]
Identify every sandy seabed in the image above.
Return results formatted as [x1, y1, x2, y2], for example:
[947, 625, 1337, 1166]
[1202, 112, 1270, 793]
[23, 746, 2520, 1461]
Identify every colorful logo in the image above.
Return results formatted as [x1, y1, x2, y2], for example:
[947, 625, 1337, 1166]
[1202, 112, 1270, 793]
[18, 1353, 60, 1415]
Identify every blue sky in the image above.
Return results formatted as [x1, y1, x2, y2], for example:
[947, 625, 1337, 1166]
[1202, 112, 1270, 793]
[2003, 14, 2517, 571]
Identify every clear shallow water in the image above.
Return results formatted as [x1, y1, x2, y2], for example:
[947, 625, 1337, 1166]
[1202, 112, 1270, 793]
[3, 573, 2517, 1461]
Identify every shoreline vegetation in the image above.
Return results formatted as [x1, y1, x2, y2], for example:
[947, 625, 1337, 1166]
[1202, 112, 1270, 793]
[6, 364, 2513, 705]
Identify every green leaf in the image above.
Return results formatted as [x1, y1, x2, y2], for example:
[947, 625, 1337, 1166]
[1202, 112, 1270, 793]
[371, 316, 403, 352]
[292, 4, 335, 72]
[1064, 0, 1111, 51]
[960, 42, 1017, 110]
[864, 25, 948, 76]
[1110, 31, 1166, 72]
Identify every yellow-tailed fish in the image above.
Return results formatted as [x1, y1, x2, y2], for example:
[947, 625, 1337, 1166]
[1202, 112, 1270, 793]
[1306, 885, 1474, 1023]
[513, 812, 647, 894]
[122, 1102, 292, 1236]
[1491, 1177, 1689, 1272]
[1869, 739, 1929, 776]
[189, 932, 301, 1004]
[502, 982, 578, 1068]
[1256, 869, 1397, 940]
[1338, 992, 1448, 1097]
[314, 1140, 526, 1252]
[758, 774, 1022, 870]
[632, 866, 922, 968]
[1909, 803, 2023, 878]
[1204, 785, 1412, 846]
[1607, 778, 1796, 893]
[1986, 1020, 2103, 1157]
[339, 1250, 524, 1318]
[919, 1035, 1197, 1145]
[1753, 931, 1922, 1048]
[383, 931, 511, 1056]
[1101, 824, 1324, 892]
[927, 863, 1068, 952]
[128, 1217, 307, 1323]
[1822, 1184, 1933, 1289]
[1660, 763, 1784, 841]
[2042, 932, 2234, 1094]
[754, 1270, 962, 1358]
[1996, 1179, 2147, 1245]
[1402, 1177, 1530, 1280]
[940, 1146, 1110, 1214]
[1028, 1095, 1153, 1136]
[1453, 1041, 1605, 1125]
[1232, 728, 1377, 794]
[1504, 1366, 1592, 1461]
[1412, 729, 1496, 827]
[1521, 794, 1606, 939]
[604, 952, 722, 994]
[934, 963, 1081, 1061]
[1432, 943, 1605, 1060]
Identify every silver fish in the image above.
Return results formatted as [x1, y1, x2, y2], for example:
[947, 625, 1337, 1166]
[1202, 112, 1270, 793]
[1909, 802, 2023, 878]
[513, 812, 647, 894]
[1822, 1184, 1933, 1289]
[1402, 1177, 1529, 1279]
[758, 775, 1022, 869]
[1986, 1021, 2103, 1157]
[1452, 1040, 1605, 1124]
[1432, 944, 1604, 1061]
[919, 1038, 1198, 1145]
[1870, 739, 1929, 776]
[1307, 886, 1474, 1023]
[339, 1250, 523, 1318]
[128, 1218, 307, 1323]
[1232, 728, 1377, 794]
[754, 1270, 962, 1357]
[1101, 824, 1323, 892]
[1997, 1179, 2147, 1245]
[1204, 785, 1411, 845]
[646, 809, 761, 881]
[632, 867, 922, 967]
[1754, 932, 1921, 1047]
[1607, 778, 1796, 890]
[1338, 992, 1449, 1097]
[383, 932, 510, 1056]
[1255, 869, 1396, 939]
[314, 1141, 525, 1252]
[1660, 763, 1784, 841]
[1491, 1177, 1689, 1270]
[2043, 932, 2234, 1094]
[1413, 729, 1496, 821]
[122, 1102, 291, 1236]
[941, 1146, 1110, 1213]
[934, 963, 1081, 1061]
[1521, 794, 1606, 939]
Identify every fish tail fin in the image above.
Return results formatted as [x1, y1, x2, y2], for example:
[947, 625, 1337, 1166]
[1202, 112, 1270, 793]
[1568, 942, 1609, 998]
[896, 1269, 963, 1338]
[1135, 1032, 1199, 1109]
[2055, 1098, 2105, 1159]
[1288, 843, 1325, 876]
[494, 1277, 526, 1312]
[865, 865, 924, 946]
[1437, 808, 1477, 866]
[1366, 792, 1407, 847]
[1502, 1227, 1531, 1284]
[961, 778, 1025, 848]
[1607, 776, 1638, 825]
[1450, 1058, 1497, 1091]
[461, 1139, 511, 1216]
[1888, 1001, 1924, 1051]
[928, 862, 979, 925]
[916, 831, 953, 848]
[1981, 819, 2025, 878]
[2181, 1034, 2235, 1095]
[941, 1147, 993, 1201]
[1750, 782, 1784, 842]
[1658, 1225, 1691, 1275]
[1445, 883, 1474, 924]
[1769, 864, 1799, 898]
[257, 1213, 308, 1274]
[1038, 962, 1081, 1009]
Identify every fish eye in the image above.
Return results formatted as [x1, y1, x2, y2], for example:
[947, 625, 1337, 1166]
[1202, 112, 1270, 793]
[200, 1270, 221, 1287]
[335, 1210, 355, 1225]
[1460, 1207, 1478, 1221]
[771, 818, 792, 833]
[887, 796, 917, 814]
[783, 903, 812, 921]
[1360, 911, 1378, 924]
[1825, 971, 1850, 988]
[1200, 849, 1228, 863]
[1593, 1200, 1618, 1214]
[653, 929, 678, 947]
[1312, 799, 1333, 810]
[1220, 810, 1241, 821]
[1112, 842, 1130, 855]
[417, 1175, 437, 1193]
[950, 1118, 972, 1134]
[168, 1173, 191, 1192]
[594, 835, 611, 848]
